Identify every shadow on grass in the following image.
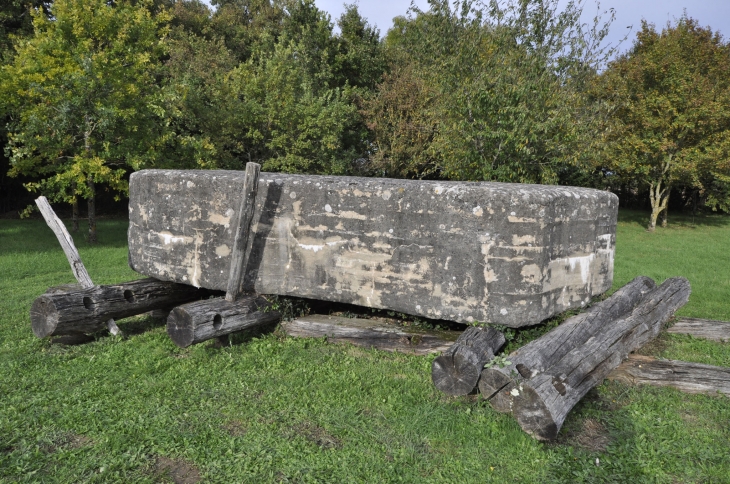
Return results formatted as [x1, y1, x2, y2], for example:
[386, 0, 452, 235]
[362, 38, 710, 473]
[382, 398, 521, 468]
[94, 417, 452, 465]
[0, 219, 129, 255]
[618, 209, 730, 230]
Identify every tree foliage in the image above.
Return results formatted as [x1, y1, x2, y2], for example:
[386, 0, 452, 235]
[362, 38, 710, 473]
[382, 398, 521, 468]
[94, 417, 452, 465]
[364, 0, 616, 183]
[1, 0, 169, 239]
[593, 17, 730, 230]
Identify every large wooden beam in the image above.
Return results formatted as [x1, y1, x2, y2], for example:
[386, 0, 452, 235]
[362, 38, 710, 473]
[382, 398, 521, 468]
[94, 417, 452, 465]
[167, 295, 280, 348]
[31, 278, 206, 338]
[666, 318, 730, 343]
[608, 354, 730, 396]
[496, 277, 690, 441]
[479, 276, 656, 410]
[280, 314, 458, 355]
[226, 162, 261, 302]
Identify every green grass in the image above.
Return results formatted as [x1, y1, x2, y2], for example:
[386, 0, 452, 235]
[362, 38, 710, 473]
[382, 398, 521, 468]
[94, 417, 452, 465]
[1, 211, 729, 483]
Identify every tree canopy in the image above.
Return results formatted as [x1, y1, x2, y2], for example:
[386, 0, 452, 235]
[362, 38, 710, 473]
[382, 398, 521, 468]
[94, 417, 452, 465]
[593, 17, 730, 230]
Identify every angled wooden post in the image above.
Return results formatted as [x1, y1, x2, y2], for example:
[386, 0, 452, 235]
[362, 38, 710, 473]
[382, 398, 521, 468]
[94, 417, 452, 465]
[225, 162, 261, 302]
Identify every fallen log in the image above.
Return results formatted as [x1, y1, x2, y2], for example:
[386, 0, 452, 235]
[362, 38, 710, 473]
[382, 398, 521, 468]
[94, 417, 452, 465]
[281, 314, 458, 356]
[479, 275, 656, 411]
[505, 277, 690, 441]
[432, 326, 505, 396]
[167, 296, 280, 348]
[666, 318, 730, 343]
[31, 278, 206, 338]
[607, 354, 730, 396]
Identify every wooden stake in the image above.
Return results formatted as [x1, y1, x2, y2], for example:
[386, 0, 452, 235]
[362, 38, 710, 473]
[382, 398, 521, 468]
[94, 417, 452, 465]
[225, 162, 261, 302]
[35, 196, 120, 335]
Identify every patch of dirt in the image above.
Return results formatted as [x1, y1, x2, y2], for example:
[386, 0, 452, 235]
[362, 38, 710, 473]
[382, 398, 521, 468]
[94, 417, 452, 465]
[636, 333, 670, 357]
[292, 422, 341, 449]
[566, 418, 612, 452]
[40, 432, 92, 453]
[153, 456, 201, 484]
[223, 420, 248, 437]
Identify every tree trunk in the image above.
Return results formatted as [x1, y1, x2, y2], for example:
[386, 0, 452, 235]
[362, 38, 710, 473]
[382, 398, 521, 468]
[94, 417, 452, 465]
[608, 354, 730, 396]
[31, 278, 207, 338]
[432, 325, 505, 396]
[166, 296, 279, 348]
[281, 314, 458, 356]
[479, 276, 656, 411]
[72, 196, 79, 232]
[87, 179, 96, 244]
[505, 277, 690, 441]
[661, 192, 670, 227]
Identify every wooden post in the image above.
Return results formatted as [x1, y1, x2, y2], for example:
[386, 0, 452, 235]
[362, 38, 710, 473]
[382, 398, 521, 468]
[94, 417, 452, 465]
[431, 326, 505, 396]
[225, 162, 261, 302]
[35, 196, 120, 335]
[167, 296, 280, 348]
[35, 196, 94, 288]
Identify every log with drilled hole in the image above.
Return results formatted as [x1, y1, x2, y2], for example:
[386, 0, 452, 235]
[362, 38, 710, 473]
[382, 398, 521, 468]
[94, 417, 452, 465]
[431, 326, 506, 395]
[499, 277, 690, 441]
[31, 278, 207, 338]
[479, 276, 657, 411]
[166, 295, 280, 348]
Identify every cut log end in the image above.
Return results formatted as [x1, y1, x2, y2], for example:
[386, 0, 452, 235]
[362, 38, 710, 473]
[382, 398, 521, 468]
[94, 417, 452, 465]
[31, 295, 61, 338]
[432, 347, 483, 396]
[167, 306, 196, 348]
[512, 384, 559, 441]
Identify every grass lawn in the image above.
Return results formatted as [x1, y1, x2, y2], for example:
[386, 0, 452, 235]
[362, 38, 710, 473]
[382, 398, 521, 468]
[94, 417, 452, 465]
[1, 210, 729, 483]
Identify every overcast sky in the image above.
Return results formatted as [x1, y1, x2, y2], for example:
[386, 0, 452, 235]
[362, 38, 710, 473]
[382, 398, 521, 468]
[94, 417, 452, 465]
[313, 0, 730, 53]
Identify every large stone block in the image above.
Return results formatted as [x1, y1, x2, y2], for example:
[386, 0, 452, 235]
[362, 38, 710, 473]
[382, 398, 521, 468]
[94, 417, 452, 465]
[128, 170, 617, 327]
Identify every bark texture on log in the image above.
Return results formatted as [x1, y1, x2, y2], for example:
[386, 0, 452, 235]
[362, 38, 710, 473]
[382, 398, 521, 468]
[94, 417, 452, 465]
[167, 296, 280, 348]
[666, 318, 730, 343]
[281, 314, 459, 356]
[35, 196, 94, 288]
[226, 162, 261, 302]
[479, 276, 656, 409]
[31, 278, 206, 338]
[608, 354, 730, 396]
[501, 277, 690, 441]
[432, 326, 506, 396]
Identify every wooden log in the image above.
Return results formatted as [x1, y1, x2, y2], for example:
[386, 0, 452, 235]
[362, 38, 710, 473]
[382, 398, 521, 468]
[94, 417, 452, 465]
[432, 326, 506, 396]
[31, 278, 206, 338]
[479, 276, 656, 410]
[607, 354, 730, 396]
[507, 277, 690, 441]
[226, 162, 261, 302]
[666, 318, 730, 343]
[281, 314, 458, 355]
[166, 296, 280, 348]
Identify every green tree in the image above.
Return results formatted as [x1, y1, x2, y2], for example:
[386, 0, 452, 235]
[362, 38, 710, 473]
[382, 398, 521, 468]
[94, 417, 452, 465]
[365, 0, 616, 183]
[2, 0, 169, 241]
[593, 17, 730, 231]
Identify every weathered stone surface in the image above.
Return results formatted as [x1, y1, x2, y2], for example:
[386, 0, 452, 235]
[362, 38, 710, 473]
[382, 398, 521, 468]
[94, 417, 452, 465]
[128, 170, 617, 327]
